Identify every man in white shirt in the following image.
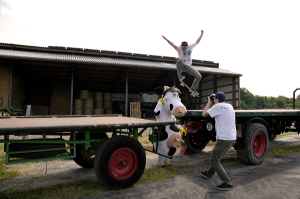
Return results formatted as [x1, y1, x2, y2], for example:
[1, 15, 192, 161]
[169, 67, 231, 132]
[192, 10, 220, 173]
[201, 92, 236, 191]
[162, 31, 204, 95]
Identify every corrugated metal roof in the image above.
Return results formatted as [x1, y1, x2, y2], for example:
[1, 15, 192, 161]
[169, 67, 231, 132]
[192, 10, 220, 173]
[0, 48, 242, 76]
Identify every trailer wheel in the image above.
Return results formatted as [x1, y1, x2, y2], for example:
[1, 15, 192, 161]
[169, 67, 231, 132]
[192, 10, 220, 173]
[94, 135, 146, 189]
[184, 133, 209, 153]
[237, 123, 269, 165]
[72, 132, 108, 168]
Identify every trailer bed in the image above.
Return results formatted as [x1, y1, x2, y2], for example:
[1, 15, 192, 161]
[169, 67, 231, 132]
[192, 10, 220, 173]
[184, 109, 300, 118]
[0, 115, 174, 134]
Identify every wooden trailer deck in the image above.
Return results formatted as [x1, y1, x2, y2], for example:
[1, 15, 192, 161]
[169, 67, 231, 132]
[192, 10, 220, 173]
[184, 109, 300, 118]
[0, 115, 175, 134]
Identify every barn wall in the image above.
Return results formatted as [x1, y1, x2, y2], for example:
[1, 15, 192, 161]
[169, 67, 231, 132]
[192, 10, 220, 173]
[0, 65, 25, 109]
[49, 81, 71, 115]
[12, 76, 25, 109]
[0, 65, 10, 108]
[200, 75, 240, 110]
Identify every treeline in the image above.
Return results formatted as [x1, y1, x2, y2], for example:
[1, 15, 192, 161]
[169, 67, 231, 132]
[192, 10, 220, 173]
[240, 87, 300, 110]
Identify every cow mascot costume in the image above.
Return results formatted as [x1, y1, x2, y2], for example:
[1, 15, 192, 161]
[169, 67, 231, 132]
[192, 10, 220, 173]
[153, 86, 187, 167]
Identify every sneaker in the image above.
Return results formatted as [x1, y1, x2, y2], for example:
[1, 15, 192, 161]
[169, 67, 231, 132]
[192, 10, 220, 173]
[200, 171, 211, 180]
[178, 74, 185, 80]
[216, 183, 233, 191]
[191, 89, 199, 95]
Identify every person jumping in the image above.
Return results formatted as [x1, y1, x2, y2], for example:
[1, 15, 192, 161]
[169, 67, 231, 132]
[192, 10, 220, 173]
[162, 30, 204, 95]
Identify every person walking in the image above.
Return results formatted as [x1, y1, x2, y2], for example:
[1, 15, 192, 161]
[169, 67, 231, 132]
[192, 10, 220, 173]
[200, 92, 237, 190]
[162, 31, 204, 95]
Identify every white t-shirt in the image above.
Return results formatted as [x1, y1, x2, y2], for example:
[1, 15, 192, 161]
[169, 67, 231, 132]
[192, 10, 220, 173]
[176, 42, 197, 66]
[207, 102, 236, 140]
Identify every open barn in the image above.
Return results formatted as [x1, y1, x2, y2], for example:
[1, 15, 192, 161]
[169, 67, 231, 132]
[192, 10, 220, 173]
[0, 43, 242, 117]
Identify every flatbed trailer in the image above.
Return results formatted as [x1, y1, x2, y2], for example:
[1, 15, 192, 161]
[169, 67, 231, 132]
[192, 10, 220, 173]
[179, 109, 300, 165]
[0, 115, 174, 189]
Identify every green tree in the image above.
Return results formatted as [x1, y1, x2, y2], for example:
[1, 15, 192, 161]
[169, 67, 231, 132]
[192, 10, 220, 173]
[240, 88, 294, 110]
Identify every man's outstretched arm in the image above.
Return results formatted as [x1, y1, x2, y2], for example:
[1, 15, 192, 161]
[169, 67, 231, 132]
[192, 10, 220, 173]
[196, 30, 204, 44]
[162, 35, 177, 50]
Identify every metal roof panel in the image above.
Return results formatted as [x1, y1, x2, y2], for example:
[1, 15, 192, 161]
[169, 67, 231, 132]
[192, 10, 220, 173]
[0, 48, 242, 76]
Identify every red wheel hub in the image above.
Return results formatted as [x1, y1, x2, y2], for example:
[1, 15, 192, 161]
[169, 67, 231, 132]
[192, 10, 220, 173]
[253, 133, 266, 157]
[108, 147, 138, 180]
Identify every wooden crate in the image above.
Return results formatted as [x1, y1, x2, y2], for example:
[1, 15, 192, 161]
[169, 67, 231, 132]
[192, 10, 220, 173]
[130, 102, 141, 118]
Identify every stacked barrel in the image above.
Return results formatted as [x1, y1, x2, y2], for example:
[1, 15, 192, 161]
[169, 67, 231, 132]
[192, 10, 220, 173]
[104, 92, 113, 114]
[74, 90, 113, 115]
[94, 92, 104, 114]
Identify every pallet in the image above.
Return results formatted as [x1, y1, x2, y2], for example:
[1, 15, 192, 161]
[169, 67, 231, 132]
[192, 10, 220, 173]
[130, 102, 141, 118]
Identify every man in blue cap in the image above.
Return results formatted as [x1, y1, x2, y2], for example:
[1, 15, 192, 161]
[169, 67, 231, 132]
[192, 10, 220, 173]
[201, 92, 237, 190]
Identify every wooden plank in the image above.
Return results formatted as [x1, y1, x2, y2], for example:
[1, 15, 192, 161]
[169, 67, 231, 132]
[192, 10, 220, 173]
[0, 116, 174, 133]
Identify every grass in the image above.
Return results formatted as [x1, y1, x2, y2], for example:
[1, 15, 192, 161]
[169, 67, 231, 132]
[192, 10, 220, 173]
[277, 131, 298, 137]
[1, 132, 300, 198]
[0, 145, 20, 182]
[0, 179, 103, 199]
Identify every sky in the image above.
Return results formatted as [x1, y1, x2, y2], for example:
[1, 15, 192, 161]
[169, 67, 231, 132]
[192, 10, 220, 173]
[0, 0, 299, 98]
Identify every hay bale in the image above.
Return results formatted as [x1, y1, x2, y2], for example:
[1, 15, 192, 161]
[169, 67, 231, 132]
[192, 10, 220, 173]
[74, 108, 83, 115]
[84, 108, 93, 115]
[74, 99, 83, 109]
[95, 100, 103, 108]
[84, 99, 94, 109]
[79, 90, 89, 99]
[94, 108, 104, 114]
[95, 92, 103, 100]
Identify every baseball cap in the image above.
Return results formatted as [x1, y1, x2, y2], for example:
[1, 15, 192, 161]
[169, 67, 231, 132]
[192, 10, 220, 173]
[215, 92, 226, 100]
[181, 41, 188, 46]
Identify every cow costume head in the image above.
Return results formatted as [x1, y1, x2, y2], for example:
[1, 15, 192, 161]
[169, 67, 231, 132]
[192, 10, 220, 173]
[153, 86, 187, 167]
[154, 86, 187, 120]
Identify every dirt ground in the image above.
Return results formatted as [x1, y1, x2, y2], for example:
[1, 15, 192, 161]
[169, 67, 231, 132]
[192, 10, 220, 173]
[1, 134, 300, 198]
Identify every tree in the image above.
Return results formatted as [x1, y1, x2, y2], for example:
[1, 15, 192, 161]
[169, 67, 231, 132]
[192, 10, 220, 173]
[296, 94, 300, 102]
[240, 88, 294, 110]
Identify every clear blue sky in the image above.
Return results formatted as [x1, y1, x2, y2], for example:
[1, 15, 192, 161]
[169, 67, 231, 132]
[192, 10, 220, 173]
[1, 0, 299, 98]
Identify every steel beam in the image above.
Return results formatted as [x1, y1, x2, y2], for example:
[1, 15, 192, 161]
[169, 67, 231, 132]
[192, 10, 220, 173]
[125, 69, 128, 117]
[70, 65, 74, 115]
[9, 63, 13, 108]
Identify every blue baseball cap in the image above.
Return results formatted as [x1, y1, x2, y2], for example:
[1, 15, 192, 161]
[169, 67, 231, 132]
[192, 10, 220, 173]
[215, 92, 226, 100]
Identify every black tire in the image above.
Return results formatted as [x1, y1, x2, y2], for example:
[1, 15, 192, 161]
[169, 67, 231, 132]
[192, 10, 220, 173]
[72, 132, 108, 168]
[9, 140, 66, 159]
[94, 135, 146, 189]
[237, 123, 269, 165]
[184, 133, 209, 153]
[269, 133, 277, 141]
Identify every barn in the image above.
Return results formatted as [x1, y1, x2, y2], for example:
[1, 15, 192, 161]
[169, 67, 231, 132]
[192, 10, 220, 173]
[0, 43, 242, 117]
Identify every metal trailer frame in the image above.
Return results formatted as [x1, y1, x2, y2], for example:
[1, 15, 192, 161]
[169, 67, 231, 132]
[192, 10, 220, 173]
[179, 109, 300, 165]
[0, 115, 175, 188]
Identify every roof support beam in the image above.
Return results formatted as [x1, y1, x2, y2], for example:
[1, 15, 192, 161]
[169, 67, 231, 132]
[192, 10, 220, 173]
[151, 70, 170, 90]
[9, 62, 13, 108]
[70, 64, 74, 115]
[125, 69, 128, 117]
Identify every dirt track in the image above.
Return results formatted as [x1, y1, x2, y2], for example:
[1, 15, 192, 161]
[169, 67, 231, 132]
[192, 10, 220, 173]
[1, 134, 300, 198]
